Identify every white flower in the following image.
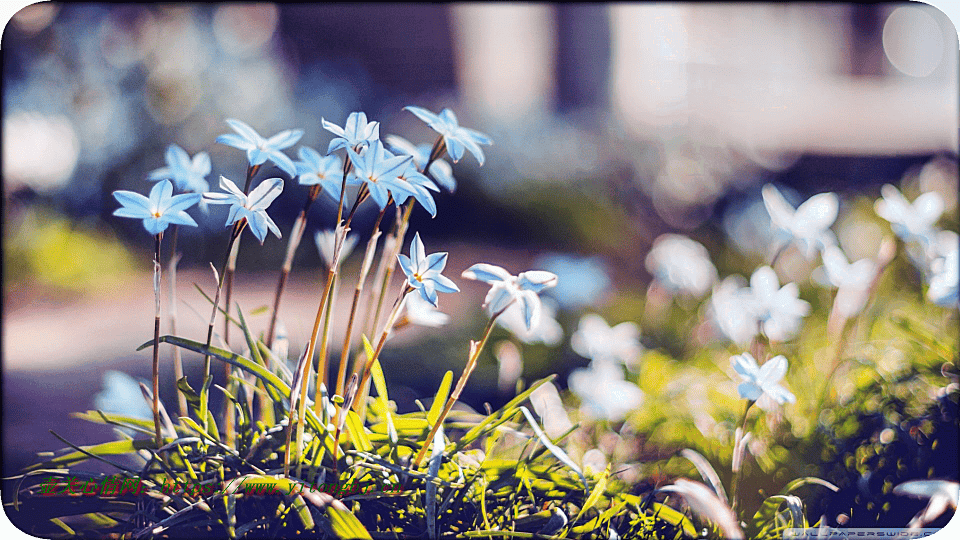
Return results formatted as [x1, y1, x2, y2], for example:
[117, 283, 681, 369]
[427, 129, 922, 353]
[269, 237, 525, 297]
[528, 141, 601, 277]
[403, 292, 451, 327]
[568, 361, 643, 422]
[708, 276, 760, 346]
[762, 183, 838, 259]
[462, 263, 558, 330]
[570, 313, 642, 369]
[314, 227, 359, 269]
[203, 176, 283, 244]
[529, 381, 573, 439]
[496, 297, 563, 346]
[928, 235, 958, 308]
[730, 352, 795, 411]
[893, 480, 960, 530]
[749, 266, 810, 342]
[645, 234, 717, 298]
[875, 184, 943, 247]
[819, 245, 878, 318]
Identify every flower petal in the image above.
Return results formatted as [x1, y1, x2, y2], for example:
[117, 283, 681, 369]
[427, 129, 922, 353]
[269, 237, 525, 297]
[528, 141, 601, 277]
[462, 263, 512, 283]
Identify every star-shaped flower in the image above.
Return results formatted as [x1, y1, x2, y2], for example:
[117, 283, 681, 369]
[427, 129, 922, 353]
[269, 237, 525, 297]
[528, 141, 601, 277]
[397, 232, 460, 307]
[346, 140, 424, 212]
[392, 158, 439, 217]
[203, 176, 283, 244]
[322, 111, 380, 155]
[730, 352, 795, 410]
[645, 234, 717, 298]
[875, 184, 944, 246]
[461, 263, 558, 330]
[148, 144, 211, 194]
[216, 118, 302, 177]
[404, 106, 492, 165]
[749, 266, 810, 342]
[570, 313, 642, 369]
[762, 184, 838, 259]
[295, 146, 344, 202]
[113, 180, 201, 235]
[385, 134, 457, 192]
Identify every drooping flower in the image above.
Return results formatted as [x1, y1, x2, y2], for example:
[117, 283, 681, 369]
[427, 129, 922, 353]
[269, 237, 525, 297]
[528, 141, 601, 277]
[762, 183, 838, 258]
[875, 184, 944, 246]
[345, 140, 421, 211]
[397, 232, 460, 307]
[322, 111, 380, 155]
[928, 236, 958, 307]
[314, 228, 358, 269]
[385, 134, 457, 192]
[570, 313, 642, 369]
[749, 266, 810, 342]
[462, 263, 558, 330]
[568, 360, 643, 422]
[216, 118, 302, 177]
[295, 146, 343, 202]
[730, 352, 795, 410]
[818, 245, 878, 318]
[203, 176, 283, 244]
[404, 106, 492, 165]
[496, 297, 564, 346]
[645, 234, 717, 298]
[113, 180, 201, 235]
[148, 144, 211, 194]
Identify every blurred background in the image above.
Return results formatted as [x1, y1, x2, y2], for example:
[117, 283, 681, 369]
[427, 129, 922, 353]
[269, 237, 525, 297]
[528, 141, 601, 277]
[3, 3, 958, 481]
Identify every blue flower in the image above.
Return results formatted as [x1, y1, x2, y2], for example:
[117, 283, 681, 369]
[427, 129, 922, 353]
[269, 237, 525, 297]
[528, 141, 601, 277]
[397, 232, 460, 307]
[393, 159, 439, 217]
[462, 263, 558, 330]
[148, 144, 211, 194]
[385, 134, 457, 192]
[113, 180, 201, 235]
[730, 352, 795, 410]
[928, 238, 958, 308]
[203, 176, 283, 244]
[404, 106, 492, 165]
[322, 111, 380, 155]
[295, 146, 344, 202]
[345, 140, 423, 211]
[216, 118, 302, 177]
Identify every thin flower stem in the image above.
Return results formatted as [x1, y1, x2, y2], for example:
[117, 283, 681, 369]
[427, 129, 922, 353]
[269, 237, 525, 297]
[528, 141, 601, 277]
[313, 271, 338, 419]
[152, 233, 164, 448]
[287, 199, 363, 478]
[412, 308, 503, 469]
[222, 163, 260, 349]
[364, 135, 443, 336]
[352, 285, 415, 416]
[730, 400, 753, 515]
[266, 186, 322, 349]
[816, 237, 896, 413]
[336, 206, 386, 397]
[202, 223, 244, 382]
[167, 225, 187, 418]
